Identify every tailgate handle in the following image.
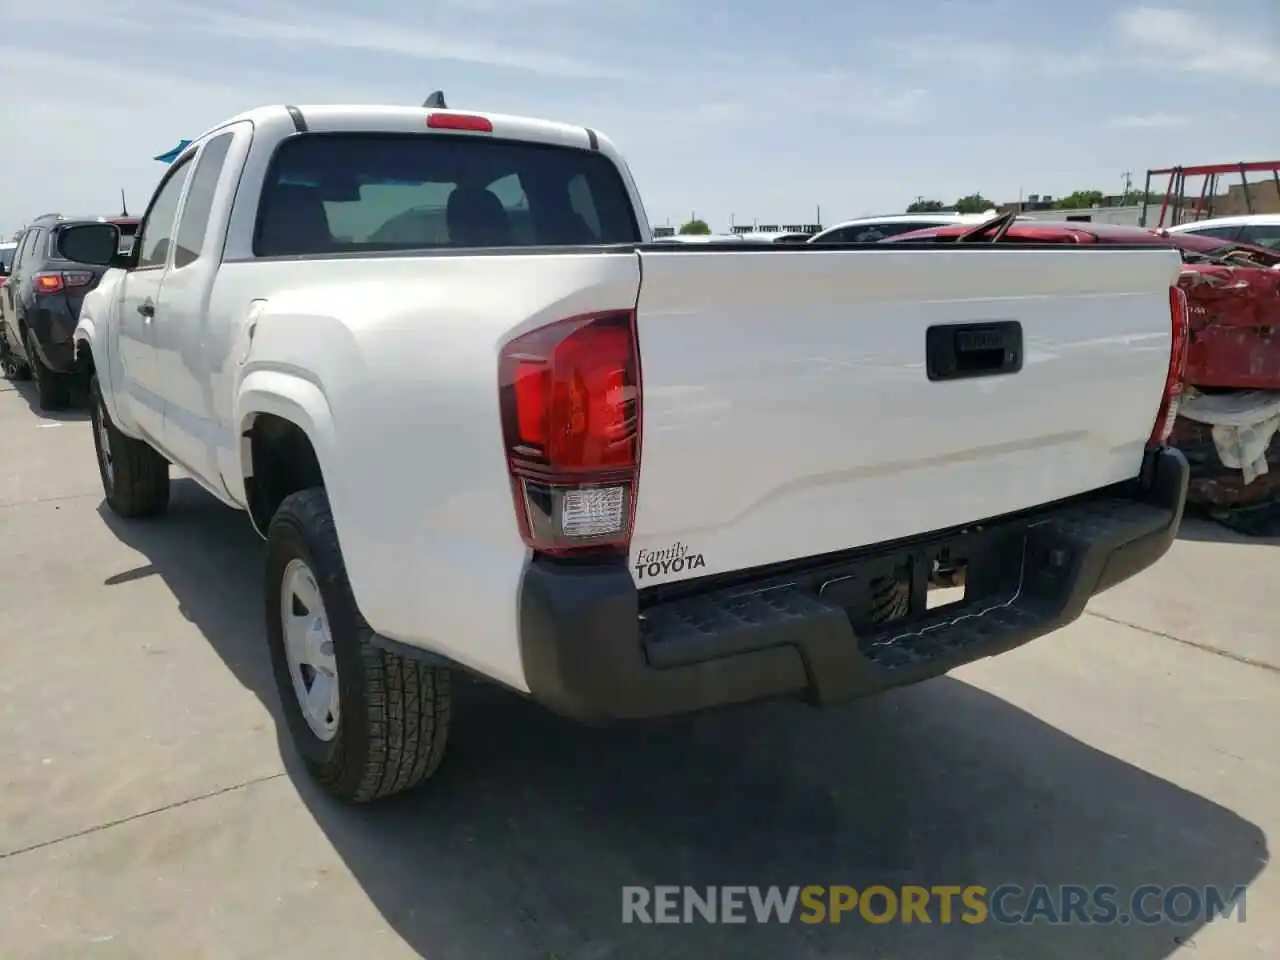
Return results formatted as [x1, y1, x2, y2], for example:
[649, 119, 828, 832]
[926, 321, 1022, 382]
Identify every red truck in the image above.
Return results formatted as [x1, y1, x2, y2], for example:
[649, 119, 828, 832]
[886, 217, 1280, 532]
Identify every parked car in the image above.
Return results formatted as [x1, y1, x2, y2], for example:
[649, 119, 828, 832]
[58, 101, 1187, 804]
[1167, 213, 1280, 250]
[885, 216, 1280, 527]
[808, 212, 998, 243]
[0, 214, 137, 406]
[733, 231, 813, 243]
[653, 232, 745, 243]
[0, 241, 16, 283]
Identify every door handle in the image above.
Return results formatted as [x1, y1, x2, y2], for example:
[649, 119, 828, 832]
[137, 299, 155, 319]
[926, 321, 1023, 382]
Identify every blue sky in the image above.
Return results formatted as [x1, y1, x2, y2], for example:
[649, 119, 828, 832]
[1, 0, 1277, 234]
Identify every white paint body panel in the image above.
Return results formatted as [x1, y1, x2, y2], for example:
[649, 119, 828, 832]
[627, 247, 1181, 584]
[72, 102, 1181, 695]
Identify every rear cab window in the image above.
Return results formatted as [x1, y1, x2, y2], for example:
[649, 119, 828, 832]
[253, 132, 642, 257]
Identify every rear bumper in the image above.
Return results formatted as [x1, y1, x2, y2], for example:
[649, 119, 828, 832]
[516, 446, 1189, 721]
[25, 299, 79, 372]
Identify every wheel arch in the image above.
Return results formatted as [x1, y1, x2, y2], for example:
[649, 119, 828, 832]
[236, 370, 338, 538]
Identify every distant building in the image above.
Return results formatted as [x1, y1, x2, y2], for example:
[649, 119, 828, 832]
[652, 225, 676, 238]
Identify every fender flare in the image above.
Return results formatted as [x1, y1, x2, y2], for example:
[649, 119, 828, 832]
[73, 316, 131, 434]
[235, 368, 340, 533]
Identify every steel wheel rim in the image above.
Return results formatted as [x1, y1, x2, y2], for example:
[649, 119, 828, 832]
[281, 558, 340, 741]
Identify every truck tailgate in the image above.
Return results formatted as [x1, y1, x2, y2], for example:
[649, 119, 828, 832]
[628, 245, 1182, 584]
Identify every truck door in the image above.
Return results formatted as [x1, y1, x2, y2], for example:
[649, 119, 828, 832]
[149, 127, 241, 485]
[118, 153, 194, 447]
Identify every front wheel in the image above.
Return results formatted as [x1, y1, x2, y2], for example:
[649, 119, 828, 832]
[89, 375, 170, 517]
[0, 331, 30, 380]
[0, 354, 24, 380]
[265, 488, 452, 803]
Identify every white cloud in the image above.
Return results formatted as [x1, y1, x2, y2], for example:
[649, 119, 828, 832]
[13, 0, 626, 79]
[186, 3, 625, 79]
[1108, 113, 1192, 128]
[1116, 6, 1280, 86]
[881, 37, 1102, 79]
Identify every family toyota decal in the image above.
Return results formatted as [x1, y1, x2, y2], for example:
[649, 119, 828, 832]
[633, 543, 706, 580]
[621, 884, 1249, 926]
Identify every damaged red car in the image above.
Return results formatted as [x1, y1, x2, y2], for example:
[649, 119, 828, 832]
[884, 217, 1280, 532]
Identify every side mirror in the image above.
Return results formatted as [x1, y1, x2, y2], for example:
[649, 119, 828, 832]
[57, 222, 122, 267]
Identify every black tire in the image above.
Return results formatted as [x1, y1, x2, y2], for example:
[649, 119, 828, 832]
[265, 488, 452, 803]
[89, 374, 170, 518]
[26, 328, 70, 410]
[0, 329, 27, 380]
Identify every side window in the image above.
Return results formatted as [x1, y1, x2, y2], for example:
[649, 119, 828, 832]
[136, 156, 194, 269]
[1240, 224, 1280, 250]
[868, 222, 934, 240]
[1184, 225, 1241, 241]
[811, 227, 852, 244]
[30, 229, 49, 264]
[173, 133, 235, 269]
[14, 229, 37, 270]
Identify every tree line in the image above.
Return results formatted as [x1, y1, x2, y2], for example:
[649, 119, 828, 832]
[906, 189, 1159, 214]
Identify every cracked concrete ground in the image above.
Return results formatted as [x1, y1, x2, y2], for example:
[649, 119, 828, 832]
[0, 376, 1275, 960]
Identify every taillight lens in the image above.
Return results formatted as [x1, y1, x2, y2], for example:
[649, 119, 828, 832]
[1149, 285, 1190, 447]
[34, 271, 93, 294]
[498, 311, 642, 557]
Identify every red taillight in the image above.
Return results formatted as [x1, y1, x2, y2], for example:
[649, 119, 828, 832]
[34, 271, 93, 294]
[498, 311, 642, 557]
[426, 113, 493, 133]
[1149, 285, 1190, 447]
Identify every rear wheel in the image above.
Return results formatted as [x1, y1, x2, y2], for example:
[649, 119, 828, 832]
[26, 329, 70, 410]
[265, 488, 452, 803]
[90, 374, 170, 517]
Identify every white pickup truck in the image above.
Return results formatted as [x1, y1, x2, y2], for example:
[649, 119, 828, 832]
[57, 101, 1190, 804]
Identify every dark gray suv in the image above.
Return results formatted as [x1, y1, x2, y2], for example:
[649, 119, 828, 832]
[0, 214, 140, 409]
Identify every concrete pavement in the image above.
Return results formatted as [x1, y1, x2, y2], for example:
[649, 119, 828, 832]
[0, 376, 1275, 959]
